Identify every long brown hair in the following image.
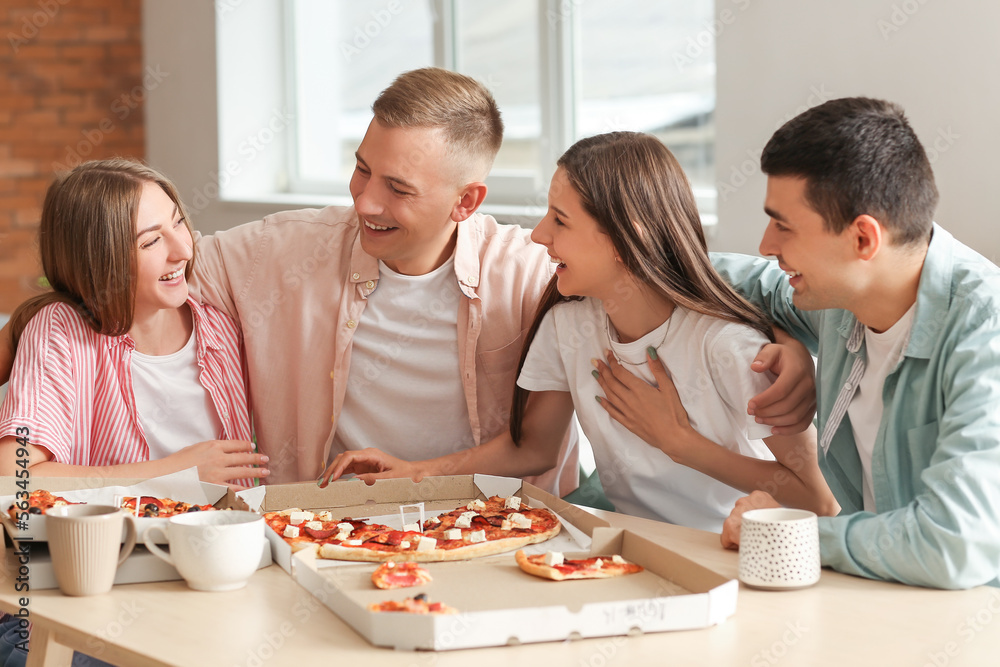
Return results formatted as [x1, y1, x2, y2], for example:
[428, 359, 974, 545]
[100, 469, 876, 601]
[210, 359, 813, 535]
[510, 132, 774, 442]
[8, 158, 195, 349]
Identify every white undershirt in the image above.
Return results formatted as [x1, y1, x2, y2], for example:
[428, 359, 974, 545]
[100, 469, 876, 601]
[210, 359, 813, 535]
[333, 256, 475, 459]
[847, 304, 916, 512]
[131, 329, 223, 460]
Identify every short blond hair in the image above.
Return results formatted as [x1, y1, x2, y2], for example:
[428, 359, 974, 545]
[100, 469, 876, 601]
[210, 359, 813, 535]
[372, 67, 503, 180]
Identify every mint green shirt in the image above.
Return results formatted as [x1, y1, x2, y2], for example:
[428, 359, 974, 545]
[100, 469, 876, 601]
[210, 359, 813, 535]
[712, 225, 1000, 589]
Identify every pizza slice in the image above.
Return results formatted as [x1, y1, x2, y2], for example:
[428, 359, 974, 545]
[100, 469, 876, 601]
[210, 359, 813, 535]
[6, 489, 80, 520]
[371, 561, 433, 590]
[368, 593, 457, 614]
[120, 496, 217, 518]
[515, 550, 644, 581]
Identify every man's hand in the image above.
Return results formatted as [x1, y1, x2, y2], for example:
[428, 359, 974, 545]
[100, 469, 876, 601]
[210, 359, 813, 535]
[171, 440, 269, 489]
[317, 448, 419, 488]
[748, 331, 817, 435]
[720, 490, 781, 549]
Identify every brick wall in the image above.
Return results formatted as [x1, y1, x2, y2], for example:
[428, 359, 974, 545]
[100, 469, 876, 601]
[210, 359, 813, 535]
[0, 0, 144, 314]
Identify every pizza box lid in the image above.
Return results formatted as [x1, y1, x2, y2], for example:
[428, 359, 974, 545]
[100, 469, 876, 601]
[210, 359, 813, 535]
[0, 468, 228, 544]
[290, 525, 738, 650]
[229, 474, 610, 574]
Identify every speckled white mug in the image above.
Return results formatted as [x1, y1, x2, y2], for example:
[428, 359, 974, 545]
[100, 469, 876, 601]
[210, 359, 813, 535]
[738, 508, 821, 590]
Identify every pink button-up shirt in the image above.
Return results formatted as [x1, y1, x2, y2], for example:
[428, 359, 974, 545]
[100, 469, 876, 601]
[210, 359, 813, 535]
[191, 206, 578, 494]
[0, 298, 251, 464]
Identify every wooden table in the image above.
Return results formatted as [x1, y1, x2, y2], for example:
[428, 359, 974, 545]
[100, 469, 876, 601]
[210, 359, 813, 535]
[3, 507, 998, 667]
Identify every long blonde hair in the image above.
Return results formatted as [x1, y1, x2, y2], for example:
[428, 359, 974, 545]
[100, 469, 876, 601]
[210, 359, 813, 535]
[9, 158, 195, 349]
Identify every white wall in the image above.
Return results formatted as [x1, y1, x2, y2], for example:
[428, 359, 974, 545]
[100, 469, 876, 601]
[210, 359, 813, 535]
[146, 1, 1000, 264]
[715, 0, 1000, 262]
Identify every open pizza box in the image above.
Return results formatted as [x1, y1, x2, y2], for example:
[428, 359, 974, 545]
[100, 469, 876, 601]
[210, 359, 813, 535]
[0, 470, 271, 589]
[232, 474, 738, 651]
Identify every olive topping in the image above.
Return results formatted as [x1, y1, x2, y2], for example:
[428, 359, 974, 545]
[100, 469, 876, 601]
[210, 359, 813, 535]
[28, 506, 42, 514]
[143, 503, 159, 516]
[414, 593, 428, 602]
[187, 505, 201, 512]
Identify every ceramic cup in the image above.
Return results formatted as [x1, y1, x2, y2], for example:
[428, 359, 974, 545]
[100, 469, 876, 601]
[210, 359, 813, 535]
[738, 508, 821, 590]
[45, 505, 137, 596]
[143, 510, 264, 592]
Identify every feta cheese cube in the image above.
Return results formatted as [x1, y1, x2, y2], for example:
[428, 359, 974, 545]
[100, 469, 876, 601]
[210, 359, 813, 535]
[335, 531, 351, 542]
[504, 495, 521, 510]
[455, 511, 477, 529]
[594, 558, 604, 569]
[544, 551, 564, 566]
[500, 520, 512, 531]
[304, 521, 323, 531]
[283, 525, 300, 538]
[417, 536, 437, 552]
[288, 511, 314, 525]
[336, 522, 354, 533]
[400, 541, 411, 549]
[611, 554, 626, 565]
[469, 530, 486, 544]
[316, 511, 333, 522]
[509, 513, 532, 530]
[424, 516, 441, 525]
[444, 528, 462, 541]
[403, 522, 420, 533]
[466, 499, 486, 511]
[346, 539, 363, 546]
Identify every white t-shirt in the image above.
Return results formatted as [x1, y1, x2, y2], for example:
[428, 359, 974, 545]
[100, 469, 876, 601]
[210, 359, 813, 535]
[333, 256, 476, 459]
[847, 304, 916, 513]
[518, 298, 774, 530]
[131, 329, 223, 460]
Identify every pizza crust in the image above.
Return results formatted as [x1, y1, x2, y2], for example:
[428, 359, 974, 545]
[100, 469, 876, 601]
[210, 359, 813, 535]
[320, 522, 560, 562]
[514, 550, 642, 581]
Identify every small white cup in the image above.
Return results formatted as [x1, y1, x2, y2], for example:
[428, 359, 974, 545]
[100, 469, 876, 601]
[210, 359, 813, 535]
[143, 510, 264, 592]
[46, 505, 137, 596]
[738, 508, 821, 590]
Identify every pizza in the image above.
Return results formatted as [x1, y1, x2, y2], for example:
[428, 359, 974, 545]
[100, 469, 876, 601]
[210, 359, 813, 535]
[120, 496, 218, 518]
[515, 550, 644, 581]
[264, 495, 561, 562]
[371, 562, 433, 590]
[6, 489, 80, 519]
[6, 491, 217, 521]
[368, 594, 457, 615]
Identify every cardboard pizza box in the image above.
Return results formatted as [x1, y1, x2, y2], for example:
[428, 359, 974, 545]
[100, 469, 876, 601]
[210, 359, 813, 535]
[234, 474, 738, 650]
[0, 469, 229, 544]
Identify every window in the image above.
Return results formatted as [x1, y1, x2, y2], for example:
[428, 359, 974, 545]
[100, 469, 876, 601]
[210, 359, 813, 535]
[222, 0, 716, 222]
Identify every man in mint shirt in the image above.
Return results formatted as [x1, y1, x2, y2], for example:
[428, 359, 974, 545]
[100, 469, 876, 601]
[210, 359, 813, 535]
[715, 97, 1000, 589]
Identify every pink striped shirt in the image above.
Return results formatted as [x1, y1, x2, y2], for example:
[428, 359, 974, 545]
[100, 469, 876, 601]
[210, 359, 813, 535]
[0, 297, 251, 465]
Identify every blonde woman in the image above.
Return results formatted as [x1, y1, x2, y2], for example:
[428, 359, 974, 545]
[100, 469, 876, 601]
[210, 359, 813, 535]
[0, 159, 267, 487]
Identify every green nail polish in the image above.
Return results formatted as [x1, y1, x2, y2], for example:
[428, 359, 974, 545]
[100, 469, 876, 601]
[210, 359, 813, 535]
[647, 346, 659, 361]
[595, 395, 602, 404]
[591, 369, 599, 379]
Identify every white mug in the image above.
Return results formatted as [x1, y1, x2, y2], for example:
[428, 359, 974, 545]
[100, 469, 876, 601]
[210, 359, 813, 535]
[46, 505, 137, 596]
[738, 508, 821, 590]
[143, 510, 264, 591]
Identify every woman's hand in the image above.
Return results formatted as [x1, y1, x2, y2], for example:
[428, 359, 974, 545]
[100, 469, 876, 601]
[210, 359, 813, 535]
[317, 448, 420, 488]
[592, 348, 697, 462]
[169, 440, 269, 489]
[748, 330, 817, 435]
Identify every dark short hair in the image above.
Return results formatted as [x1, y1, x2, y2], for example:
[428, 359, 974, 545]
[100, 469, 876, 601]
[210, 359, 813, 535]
[761, 97, 938, 246]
